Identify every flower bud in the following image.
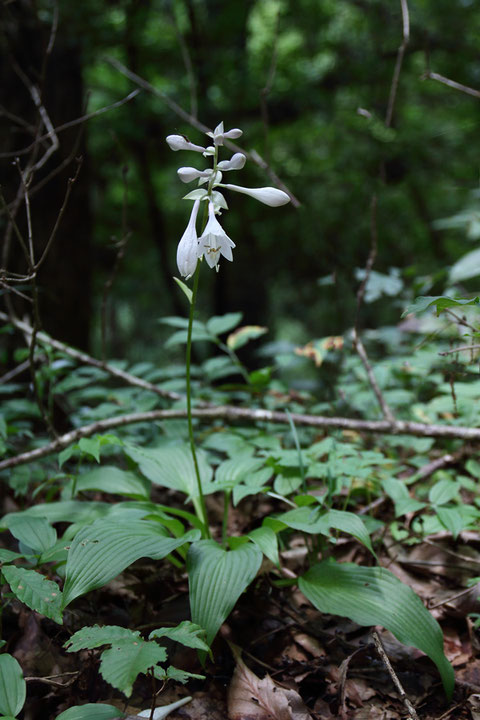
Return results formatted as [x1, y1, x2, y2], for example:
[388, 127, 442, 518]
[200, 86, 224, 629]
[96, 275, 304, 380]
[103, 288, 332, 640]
[177, 167, 210, 183]
[223, 184, 290, 207]
[217, 153, 247, 171]
[166, 135, 206, 153]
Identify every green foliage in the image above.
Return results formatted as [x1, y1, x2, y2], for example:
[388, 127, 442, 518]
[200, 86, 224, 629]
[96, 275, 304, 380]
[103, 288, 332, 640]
[55, 706, 124, 720]
[2, 566, 63, 624]
[0, 654, 26, 717]
[299, 560, 454, 699]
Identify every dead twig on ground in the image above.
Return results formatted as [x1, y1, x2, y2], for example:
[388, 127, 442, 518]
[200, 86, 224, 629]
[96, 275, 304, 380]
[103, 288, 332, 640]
[372, 630, 419, 720]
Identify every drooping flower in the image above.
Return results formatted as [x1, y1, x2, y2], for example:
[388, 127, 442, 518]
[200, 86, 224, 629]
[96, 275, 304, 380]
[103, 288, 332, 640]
[166, 135, 206, 153]
[177, 167, 212, 183]
[222, 183, 290, 207]
[197, 201, 235, 270]
[176, 199, 201, 278]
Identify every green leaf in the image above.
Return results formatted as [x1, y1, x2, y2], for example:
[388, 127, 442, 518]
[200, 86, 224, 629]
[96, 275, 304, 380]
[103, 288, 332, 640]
[247, 526, 279, 566]
[173, 277, 193, 303]
[0, 654, 26, 717]
[78, 437, 102, 463]
[275, 507, 374, 554]
[62, 520, 199, 607]
[125, 444, 213, 499]
[187, 540, 262, 646]
[429, 478, 459, 506]
[99, 638, 166, 697]
[214, 456, 265, 491]
[7, 515, 57, 553]
[299, 560, 454, 699]
[2, 566, 63, 624]
[74, 466, 150, 500]
[165, 666, 205, 683]
[206, 312, 242, 336]
[450, 247, 480, 283]
[382, 478, 426, 517]
[0, 549, 24, 563]
[226, 325, 268, 350]
[325, 510, 375, 556]
[55, 704, 125, 720]
[1, 501, 111, 529]
[436, 507, 464, 539]
[402, 295, 479, 317]
[65, 625, 140, 652]
[149, 621, 209, 652]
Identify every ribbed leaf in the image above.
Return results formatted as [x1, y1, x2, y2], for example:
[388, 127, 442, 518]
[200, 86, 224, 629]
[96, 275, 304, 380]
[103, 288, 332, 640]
[65, 625, 139, 652]
[276, 507, 374, 554]
[187, 540, 262, 646]
[7, 515, 57, 553]
[2, 566, 63, 624]
[99, 639, 167, 697]
[55, 703, 125, 720]
[299, 560, 454, 699]
[74, 466, 150, 499]
[0, 654, 26, 717]
[149, 621, 209, 652]
[125, 444, 213, 499]
[62, 521, 199, 608]
[247, 526, 279, 566]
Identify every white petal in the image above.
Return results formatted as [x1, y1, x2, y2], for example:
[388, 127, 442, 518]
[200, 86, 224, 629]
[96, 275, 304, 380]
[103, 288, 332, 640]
[166, 135, 205, 153]
[223, 128, 243, 139]
[224, 184, 290, 207]
[177, 167, 209, 183]
[176, 200, 200, 278]
[217, 153, 247, 171]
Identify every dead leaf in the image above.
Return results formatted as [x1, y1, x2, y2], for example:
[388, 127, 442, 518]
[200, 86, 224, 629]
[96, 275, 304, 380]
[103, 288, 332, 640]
[227, 644, 312, 720]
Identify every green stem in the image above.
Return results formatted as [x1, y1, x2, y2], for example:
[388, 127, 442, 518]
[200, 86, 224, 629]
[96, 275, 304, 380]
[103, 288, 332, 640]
[222, 490, 231, 548]
[186, 263, 211, 539]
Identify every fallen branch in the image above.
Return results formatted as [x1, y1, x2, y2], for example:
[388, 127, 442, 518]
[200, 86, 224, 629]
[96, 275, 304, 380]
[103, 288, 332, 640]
[1, 405, 480, 473]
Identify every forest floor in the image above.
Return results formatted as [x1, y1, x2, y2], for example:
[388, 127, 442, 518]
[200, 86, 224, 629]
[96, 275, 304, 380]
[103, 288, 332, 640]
[3, 485, 480, 720]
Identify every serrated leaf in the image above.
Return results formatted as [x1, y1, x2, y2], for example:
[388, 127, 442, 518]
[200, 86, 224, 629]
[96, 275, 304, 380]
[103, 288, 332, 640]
[187, 540, 262, 647]
[402, 295, 479, 317]
[206, 312, 242, 337]
[62, 520, 199, 608]
[165, 666, 205, 683]
[226, 326, 268, 351]
[100, 638, 166, 697]
[74, 466, 150, 500]
[2, 565, 63, 623]
[55, 704, 124, 720]
[299, 560, 454, 699]
[65, 625, 140, 652]
[125, 444, 213, 499]
[7, 515, 57, 553]
[0, 654, 26, 717]
[173, 277, 193, 303]
[149, 621, 209, 652]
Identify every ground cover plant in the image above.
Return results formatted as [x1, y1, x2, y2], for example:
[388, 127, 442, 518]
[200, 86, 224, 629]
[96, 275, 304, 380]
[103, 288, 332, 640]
[2, 2, 480, 719]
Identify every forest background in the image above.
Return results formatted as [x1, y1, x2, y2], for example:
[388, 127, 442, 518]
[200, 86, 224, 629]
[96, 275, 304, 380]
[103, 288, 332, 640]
[2, 0, 480, 366]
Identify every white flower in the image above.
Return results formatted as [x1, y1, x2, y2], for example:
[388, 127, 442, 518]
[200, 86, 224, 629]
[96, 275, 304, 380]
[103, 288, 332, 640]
[217, 153, 247, 171]
[222, 183, 290, 207]
[207, 122, 243, 146]
[166, 135, 206, 153]
[176, 199, 201, 278]
[177, 167, 211, 183]
[197, 201, 235, 270]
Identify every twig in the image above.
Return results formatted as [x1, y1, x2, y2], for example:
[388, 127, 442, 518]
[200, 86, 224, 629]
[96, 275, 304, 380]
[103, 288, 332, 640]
[412, 445, 474, 481]
[444, 308, 478, 333]
[104, 55, 301, 208]
[353, 195, 396, 424]
[2, 405, 480, 473]
[372, 630, 419, 720]
[385, 0, 410, 128]
[439, 344, 480, 356]
[0, 312, 182, 402]
[423, 71, 480, 100]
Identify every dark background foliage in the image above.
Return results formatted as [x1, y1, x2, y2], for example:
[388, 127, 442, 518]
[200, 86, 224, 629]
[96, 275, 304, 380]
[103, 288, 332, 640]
[1, 0, 479, 361]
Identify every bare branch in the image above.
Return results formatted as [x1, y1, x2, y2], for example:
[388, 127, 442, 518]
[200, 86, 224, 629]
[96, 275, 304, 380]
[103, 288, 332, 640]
[372, 631, 419, 720]
[423, 71, 480, 100]
[1, 405, 480, 473]
[385, 0, 410, 128]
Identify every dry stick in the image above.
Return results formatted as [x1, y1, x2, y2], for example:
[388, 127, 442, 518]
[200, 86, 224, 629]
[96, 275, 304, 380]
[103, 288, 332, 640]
[372, 630, 420, 720]
[439, 344, 480, 356]
[104, 55, 301, 209]
[424, 71, 480, 100]
[0, 90, 141, 162]
[412, 445, 474, 481]
[0, 312, 182, 402]
[2, 406, 480, 473]
[385, 0, 410, 128]
[444, 308, 478, 334]
[352, 196, 396, 424]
